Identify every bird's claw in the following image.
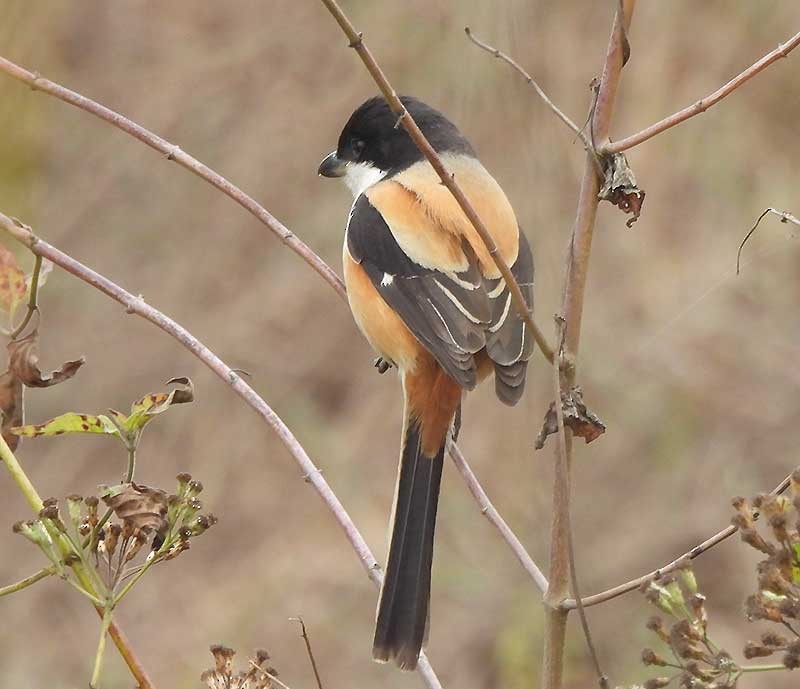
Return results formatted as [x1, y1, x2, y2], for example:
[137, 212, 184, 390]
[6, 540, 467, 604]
[374, 357, 392, 374]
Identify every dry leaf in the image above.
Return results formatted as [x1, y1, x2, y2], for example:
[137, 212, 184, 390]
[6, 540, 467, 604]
[598, 152, 645, 227]
[535, 385, 606, 449]
[102, 482, 168, 534]
[0, 245, 27, 317]
[0, 369, 23, 450]
[8, 330, 85, 388]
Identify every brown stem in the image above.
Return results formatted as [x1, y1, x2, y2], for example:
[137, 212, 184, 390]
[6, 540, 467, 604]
[541, 3, 635, 689]
[604, 29, 800, 154]
[318, 0, 555, 365]
[0, 212, 443, 689]
[0, 56, 346, 302]
[562, 470, 793, 610]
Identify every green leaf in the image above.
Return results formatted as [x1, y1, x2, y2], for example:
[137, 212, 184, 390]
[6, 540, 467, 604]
[122, 377, 194, 434]
[12, 412, 119, 438]
[792, 543, 800, 584]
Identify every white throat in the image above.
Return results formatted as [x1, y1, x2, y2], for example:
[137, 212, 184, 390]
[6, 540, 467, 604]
[343, 161, 387, 198]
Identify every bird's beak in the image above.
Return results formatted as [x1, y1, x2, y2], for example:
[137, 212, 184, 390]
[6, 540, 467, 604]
[318, 151, 347, 178]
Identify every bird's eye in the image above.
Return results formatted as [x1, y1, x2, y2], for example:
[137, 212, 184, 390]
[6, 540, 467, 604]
[351, 139, 366, 158]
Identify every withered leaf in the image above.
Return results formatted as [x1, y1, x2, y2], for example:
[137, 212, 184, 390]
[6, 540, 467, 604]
[598, 152, 645, 227]
[0, 369, 23, 450]
[0, 245, 27, 317]
[535, 385, 606, 450]
[102, 482, 168, 534]
[8, 330, 85, 388]
[123, 376, 194, 433]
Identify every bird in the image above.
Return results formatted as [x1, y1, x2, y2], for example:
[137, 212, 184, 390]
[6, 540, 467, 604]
[318, 96, 535, 671]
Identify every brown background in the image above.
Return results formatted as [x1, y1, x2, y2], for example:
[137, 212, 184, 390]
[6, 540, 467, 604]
[1, 2, 799, 688]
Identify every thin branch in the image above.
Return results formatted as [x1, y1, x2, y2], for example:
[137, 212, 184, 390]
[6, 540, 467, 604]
[448, 444, 548, 594]
[289, 617, 324, 689]
[0, 56, 346, 302]
[737, 207, 800, 274]
[317, 0, 555, 365]
[10, 253, 42, 339]
[542, 3, 635, 689]
[551, 317, 608, 689]
[0, 211, 443, 689]
[463, 28, 603, 177]
[605, 29, 800, 154]
[562, 470, 793, 610]
[0, 565, 53, 597]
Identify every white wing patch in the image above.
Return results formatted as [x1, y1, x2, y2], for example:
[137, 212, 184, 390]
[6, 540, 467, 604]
[381, 273, 394, 286]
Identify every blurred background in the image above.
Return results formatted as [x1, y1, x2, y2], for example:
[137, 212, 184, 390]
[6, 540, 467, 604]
[0, 1, 798, 687]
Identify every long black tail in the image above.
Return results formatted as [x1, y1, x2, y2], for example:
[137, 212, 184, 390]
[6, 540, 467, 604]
[372, 416, 445, 671]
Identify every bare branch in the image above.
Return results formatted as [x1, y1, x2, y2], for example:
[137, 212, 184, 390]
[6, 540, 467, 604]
[447, 444, 548, 594]
[551, 317, 608, 689]
[0, 211, 443, 689]
[562, 470, 793, 610]
[542, 3, 636, 688]
[737, 207, 800, 274]
[0, 56, 346, 302]
[317, 0, 555, 365]
[605, 29, 800, 154]
[463, 29, 588, 147]
[290, 617, 324, 689]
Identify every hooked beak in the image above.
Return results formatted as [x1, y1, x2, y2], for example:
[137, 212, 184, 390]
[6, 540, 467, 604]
[318, 151, 347, 178]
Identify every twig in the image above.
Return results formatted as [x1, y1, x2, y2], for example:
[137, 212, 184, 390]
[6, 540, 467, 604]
[542, 3, 635, 689]
[0, 419, 155, 688]
[9, 253, 42, 339]
[562, 470, 793, 610]
[90, 604, 114, 689]
[0, 56, 346, 302]
[448, 443, 548, 594]
[737, 207, 800, 274]
[289, 617, 324, 689]
[0, 211, 443, 689]
[604, 29, 800, 154]
[0, 565, 53, 597]
[463, 28, 603, 177]
[551, 317, 608, 689]
[317, 0, 555, 365]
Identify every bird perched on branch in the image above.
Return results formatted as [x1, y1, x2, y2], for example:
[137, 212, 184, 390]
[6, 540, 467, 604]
[319, 96, 535, 671]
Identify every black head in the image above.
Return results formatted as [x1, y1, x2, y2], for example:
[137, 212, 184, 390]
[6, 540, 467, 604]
[318, 96, 474, 181]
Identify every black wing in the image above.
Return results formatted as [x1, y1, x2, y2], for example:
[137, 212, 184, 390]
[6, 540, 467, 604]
[483, 231, 535, 404]
[347, 195, 490, 389]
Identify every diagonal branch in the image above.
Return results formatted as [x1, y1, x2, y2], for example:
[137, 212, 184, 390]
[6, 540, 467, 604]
[562, 470, 793, 610]
[0, 56, 346, 302]
[0, 211, 445, 689]
[604, 29, 800, 154]
[318, 0, 555, 365]
[463, 27, 602, 177]
[448, 444, 548, 594]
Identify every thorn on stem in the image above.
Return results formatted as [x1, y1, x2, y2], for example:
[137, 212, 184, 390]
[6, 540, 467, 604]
[348, 32, 363, 49]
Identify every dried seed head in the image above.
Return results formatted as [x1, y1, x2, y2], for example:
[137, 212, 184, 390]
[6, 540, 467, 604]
[762, 631, 789, 647]
[641, 648, 668, 666]
[643, 678, 671, 689]
[209, 644, 235, 673]
[42, 497, 58, 508]
[188, 480, 204, 496]
[783, 651, 800, 670]
[743, 641, 774, 658]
